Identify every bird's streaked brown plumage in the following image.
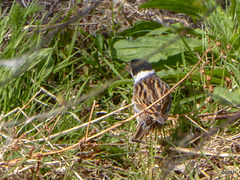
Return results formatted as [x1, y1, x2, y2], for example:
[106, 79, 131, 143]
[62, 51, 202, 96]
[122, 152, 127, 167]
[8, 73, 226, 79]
[128, 59, 171, 141]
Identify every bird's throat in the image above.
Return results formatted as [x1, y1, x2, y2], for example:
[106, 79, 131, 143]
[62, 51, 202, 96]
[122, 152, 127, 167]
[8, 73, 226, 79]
[133, 70, 155, 84]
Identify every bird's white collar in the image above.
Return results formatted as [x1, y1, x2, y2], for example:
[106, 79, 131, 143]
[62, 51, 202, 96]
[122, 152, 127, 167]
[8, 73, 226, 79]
[133, 70, 155, 84]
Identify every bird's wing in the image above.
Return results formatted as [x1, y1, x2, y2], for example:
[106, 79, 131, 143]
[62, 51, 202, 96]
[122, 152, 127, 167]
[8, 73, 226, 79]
[133, 76, 171, 117]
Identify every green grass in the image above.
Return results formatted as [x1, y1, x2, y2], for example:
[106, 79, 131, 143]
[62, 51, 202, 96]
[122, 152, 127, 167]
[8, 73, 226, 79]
[0, 0, 240, 179]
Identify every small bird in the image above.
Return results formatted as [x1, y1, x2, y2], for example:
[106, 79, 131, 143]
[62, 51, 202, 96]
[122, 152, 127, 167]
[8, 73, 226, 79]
[128, 59, 171, 141]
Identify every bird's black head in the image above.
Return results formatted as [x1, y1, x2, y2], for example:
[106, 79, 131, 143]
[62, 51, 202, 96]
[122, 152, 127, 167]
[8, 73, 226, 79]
[128, 59, 153, 76]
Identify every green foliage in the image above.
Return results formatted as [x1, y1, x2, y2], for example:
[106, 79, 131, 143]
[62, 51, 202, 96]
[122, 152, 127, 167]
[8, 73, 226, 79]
[203, 0, 240, 106]
[156, 67, 227, 84]
[231, 0, 240, 23]
[210, 87, 240, 105]
[119, 20, 163, 37]
[10, 4, 27, 37]
[114, 23, 204, 62]
[9, 2, 42, 40]
[140, 0, 206, 21]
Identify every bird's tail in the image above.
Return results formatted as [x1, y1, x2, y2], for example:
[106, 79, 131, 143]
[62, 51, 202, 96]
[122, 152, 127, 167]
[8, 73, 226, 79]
[132, 123, 151, 142]
[132, 121, 162, 142]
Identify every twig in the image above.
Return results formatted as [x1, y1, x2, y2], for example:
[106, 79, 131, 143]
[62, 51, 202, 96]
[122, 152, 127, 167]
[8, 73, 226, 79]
[198, 111, 240, 121]
[171, 147, 240, 158]
[32, 103, 134, 142]
[86, 100, 96, 139]
[185, 115, 208, 134]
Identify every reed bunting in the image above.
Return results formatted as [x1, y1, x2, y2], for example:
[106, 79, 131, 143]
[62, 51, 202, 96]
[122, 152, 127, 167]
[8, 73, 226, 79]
[128, 59, 171, 141]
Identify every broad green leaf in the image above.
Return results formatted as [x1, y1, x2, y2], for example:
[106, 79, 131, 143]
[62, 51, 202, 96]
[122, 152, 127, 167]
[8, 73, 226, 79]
[114, 25, 203, 62]
[119, 21, 163, 37]
[210, 87, 240, 105]
[140, 0, 205, 20]
[156, 67, 226, 84]
[95, 34, 104, 54]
